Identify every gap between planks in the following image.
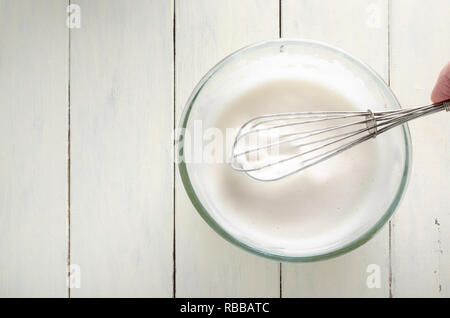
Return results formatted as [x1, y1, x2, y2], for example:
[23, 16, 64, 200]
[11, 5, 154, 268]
[279, 0, 283, 299]
[173, 0, 177, 299]
[67, 0, 72, 299]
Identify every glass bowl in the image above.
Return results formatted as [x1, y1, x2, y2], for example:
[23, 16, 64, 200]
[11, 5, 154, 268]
[177, 39, 411, 262]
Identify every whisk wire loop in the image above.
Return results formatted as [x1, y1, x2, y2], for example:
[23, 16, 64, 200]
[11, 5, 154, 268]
[230, 99, 450, 181]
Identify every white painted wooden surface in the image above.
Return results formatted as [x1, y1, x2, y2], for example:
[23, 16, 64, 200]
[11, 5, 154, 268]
[0, 0, 449, 298]
[70, 0, 173, 297]
[390, 0, 450, 297]
[0, 0, 68, 297]
[175, 0, 280, 297]
[281, 0, 390, 298]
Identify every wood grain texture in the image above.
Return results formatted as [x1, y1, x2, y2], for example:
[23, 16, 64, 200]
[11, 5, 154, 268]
[0, 0, 68, 297]
[70, 0, 173, 297]
[1, 0, 448, 298]
[390, 0, 450, 297]
[281, 0, 390, 297]
[175, 0, 280, 297]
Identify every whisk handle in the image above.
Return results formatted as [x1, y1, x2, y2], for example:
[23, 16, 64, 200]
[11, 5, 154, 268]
[441, 99, 450, 111]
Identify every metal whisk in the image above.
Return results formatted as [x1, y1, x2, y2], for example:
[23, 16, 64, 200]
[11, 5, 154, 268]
[230, 99, 450, 181]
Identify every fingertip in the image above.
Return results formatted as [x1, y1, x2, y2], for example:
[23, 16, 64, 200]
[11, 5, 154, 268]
[431, 62, 450, 103]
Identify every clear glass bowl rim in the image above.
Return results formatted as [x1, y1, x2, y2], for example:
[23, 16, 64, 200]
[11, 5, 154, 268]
[177, 38, 412, 263]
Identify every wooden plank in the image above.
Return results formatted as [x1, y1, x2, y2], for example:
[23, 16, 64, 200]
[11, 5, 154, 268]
[70, 0, 173, 297]
[390, 0, 450, 297]
[175, 0, 280, 297]
[0, 0, 68, 297]
[281, 0, 390, 297]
